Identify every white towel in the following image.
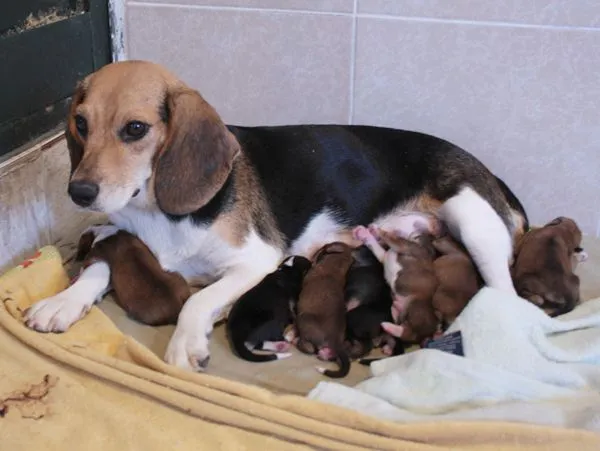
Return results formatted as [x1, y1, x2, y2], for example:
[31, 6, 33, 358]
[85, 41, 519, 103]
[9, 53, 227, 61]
[308, 288, 600, 432]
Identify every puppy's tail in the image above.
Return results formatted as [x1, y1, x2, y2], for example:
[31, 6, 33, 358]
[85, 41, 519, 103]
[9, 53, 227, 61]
[317, 347, 351, 379]
[228, 327, 290, 363]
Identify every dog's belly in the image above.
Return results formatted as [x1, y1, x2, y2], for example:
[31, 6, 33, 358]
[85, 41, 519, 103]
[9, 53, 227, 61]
[288, 206, 442, 259]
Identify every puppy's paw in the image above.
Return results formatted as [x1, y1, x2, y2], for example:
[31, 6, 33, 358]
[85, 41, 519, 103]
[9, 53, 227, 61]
[352, 225, 370, 242]
[24, 292, 92, 333]
[283, 325, 297, 343]
[381, 321, 404, 338]
[346, 298, 361, 312]
[317, 346, 335, 361]
[262, 340, 291, 353]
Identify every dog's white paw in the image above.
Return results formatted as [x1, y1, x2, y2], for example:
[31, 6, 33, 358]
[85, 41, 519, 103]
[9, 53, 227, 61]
[24, 292, 91, 333]
[165, 318, 213, 372]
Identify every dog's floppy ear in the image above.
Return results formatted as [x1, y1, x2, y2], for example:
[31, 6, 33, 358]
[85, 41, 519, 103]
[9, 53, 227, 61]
[65, 80, 88, 176]
[154, 88, 239, 216]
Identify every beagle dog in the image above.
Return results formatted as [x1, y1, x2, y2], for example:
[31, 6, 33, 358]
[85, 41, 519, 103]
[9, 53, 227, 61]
[24, 60, 529, 372]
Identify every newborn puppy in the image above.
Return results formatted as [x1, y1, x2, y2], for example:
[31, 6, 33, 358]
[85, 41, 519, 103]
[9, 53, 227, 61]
[76, 227, 190, 326]
[512, 217, 587, 316]
[226, 256, 311, 362]
[295, 242, 354, 378]
[344, 245, 394, 358]
[354, 225, 439, 344]
[431, 235, 483, 329]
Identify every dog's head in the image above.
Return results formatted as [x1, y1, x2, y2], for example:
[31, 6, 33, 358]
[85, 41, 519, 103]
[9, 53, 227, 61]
[65, 60, 239, 215]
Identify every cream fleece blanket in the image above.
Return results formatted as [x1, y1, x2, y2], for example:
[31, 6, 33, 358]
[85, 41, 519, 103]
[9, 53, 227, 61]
[1, 246, 599, 450]
[309, 288, 600, 432]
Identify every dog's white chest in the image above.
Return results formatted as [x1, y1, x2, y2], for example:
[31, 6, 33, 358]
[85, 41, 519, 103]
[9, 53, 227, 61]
[109, 208, 235, 283]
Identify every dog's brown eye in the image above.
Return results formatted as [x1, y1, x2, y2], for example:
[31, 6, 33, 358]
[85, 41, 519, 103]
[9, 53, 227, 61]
[74, 115, 88, 137]
[121, 121, 149, 142]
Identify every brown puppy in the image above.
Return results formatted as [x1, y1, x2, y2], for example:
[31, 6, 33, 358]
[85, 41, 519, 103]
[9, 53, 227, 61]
[431, 235, 483, 329]
[354, 225, 439, 344]
[77, 228, 190, 326]
[512, 217, 587, 317]
[295, 242, 354, 378]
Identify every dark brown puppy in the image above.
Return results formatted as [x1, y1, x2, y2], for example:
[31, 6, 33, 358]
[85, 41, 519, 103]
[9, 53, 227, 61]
[431, 235, 483, 329]
[355, 225, 439, 344]
[77, 229, 190, 325]
[512, 217, 587, 317]
[295, 242, 354, 378]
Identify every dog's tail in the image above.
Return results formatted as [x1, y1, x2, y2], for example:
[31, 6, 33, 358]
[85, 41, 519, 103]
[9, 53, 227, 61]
[317, 346, 351, 378]
[228, 326, 290, 363]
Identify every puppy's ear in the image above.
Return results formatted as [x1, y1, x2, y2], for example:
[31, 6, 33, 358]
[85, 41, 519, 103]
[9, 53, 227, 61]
[65, 80, 88, 176]
[154, 88, 239, 216]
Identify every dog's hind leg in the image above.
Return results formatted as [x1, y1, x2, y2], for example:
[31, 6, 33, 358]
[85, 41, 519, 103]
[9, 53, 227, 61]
[439, 186, 516, 294]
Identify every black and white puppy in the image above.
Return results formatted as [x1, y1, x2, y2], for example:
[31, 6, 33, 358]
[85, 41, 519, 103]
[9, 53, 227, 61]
[226, 256, 311, 362]
[344, 246, 395, 358]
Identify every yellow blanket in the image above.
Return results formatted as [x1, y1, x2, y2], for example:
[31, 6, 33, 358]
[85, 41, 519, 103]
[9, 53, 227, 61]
[1, 246, 598, 450]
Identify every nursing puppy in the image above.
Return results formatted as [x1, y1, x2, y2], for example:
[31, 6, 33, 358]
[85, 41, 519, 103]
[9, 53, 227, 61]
[76, 226, 190, 326]
[344, 246, 395, 358]
[226, 255, 311, 362]
[430, 235, 483, 329]
[295, 242, 354, 378]
[354, 225, 440, 344]
[512, 217, 587, 316]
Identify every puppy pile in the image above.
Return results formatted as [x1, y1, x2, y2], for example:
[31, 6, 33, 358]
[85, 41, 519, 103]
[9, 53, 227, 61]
[226, 214, 588, 378]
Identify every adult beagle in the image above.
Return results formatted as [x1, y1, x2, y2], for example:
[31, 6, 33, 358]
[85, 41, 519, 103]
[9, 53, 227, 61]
[24, 61, 529, 372]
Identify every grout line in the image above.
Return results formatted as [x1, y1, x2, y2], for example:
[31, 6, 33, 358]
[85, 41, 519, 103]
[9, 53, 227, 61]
[128, 2, 352, 16]
[356, 13, 600, 32]
[348, 0, 358, 125]
[128, 2, 600, 31]
[596, 218, 600, 238]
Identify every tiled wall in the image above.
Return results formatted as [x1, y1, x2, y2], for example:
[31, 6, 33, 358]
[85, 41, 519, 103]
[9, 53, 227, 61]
[123, 0, 600, 236]
[2, 1, 597, 269]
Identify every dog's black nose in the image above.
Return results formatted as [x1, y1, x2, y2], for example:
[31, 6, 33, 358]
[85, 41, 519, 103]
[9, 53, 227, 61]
[68, 181, 99, 207]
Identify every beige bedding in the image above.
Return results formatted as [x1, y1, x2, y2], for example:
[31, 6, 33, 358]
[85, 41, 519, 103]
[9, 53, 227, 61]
[97, 235, 600, 395]
[1, 238, 598, 449]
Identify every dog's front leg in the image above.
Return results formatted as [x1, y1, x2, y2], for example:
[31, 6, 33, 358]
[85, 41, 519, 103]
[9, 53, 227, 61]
[24, 261, 111, 332]
[24, 225, 119, 332]
[165, 264, 278, 372]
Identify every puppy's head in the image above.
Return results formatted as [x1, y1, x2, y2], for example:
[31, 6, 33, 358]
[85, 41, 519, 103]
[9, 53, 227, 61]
[281, 255, 312, 276]
[66, 60, 239, 215]
[544, 217, 586, 261]
[313, 241, 353, 264]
